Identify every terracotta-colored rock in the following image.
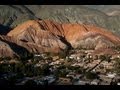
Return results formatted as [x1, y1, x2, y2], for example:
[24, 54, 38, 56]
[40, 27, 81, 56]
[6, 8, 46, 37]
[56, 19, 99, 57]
[0, 19, 119, 58]
[0, 40, 16, 58]
[8, 20, 120, 52]
[0, 35, 30, 58]
[7, 20, 68, 54]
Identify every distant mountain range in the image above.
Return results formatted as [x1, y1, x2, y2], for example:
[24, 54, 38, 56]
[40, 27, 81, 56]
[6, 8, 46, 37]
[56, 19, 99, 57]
[0, 5, 120, 36]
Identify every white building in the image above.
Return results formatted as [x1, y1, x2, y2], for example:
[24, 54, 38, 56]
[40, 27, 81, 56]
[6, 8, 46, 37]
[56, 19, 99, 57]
[117, 83, 120, 85]
[74, 80, 90, 85]
[69, 55, 76, 59]
[91, 79, 99, 85]
[106, 73, 116, 78]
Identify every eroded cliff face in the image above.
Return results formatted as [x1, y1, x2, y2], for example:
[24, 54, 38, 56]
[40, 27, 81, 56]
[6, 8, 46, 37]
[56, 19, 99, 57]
[0, 19, 120, 58]
[0, 34, 32, 58]
[7, 20, 68, 54]
[4, 20, 120, 57]
[0, 40, 16, 58]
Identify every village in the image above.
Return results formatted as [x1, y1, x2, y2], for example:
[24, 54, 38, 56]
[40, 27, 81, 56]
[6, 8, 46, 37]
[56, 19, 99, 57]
[0, 48, 120, 85]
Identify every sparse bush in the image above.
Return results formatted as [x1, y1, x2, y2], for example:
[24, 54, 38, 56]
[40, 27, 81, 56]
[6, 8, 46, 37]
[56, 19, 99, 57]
[24, 80, 37, 86]
[112, 45, 120, 51]
[75, 67, 85, 74]
[99, 55, 106, 61]
[2, 57, 11, 61]
[80, 55, 86, 59]
[113, 58, 120, 75]
[85, 72, 98, 80]
[21, 53, 34, 61]
[55, 69, 68, 77]
[99, 54, 111, 62]
[41, 64, 50, 76]
[58, 51, 67, 59]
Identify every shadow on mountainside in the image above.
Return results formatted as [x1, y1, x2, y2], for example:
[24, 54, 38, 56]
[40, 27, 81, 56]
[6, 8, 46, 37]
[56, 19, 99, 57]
[58, 35, 73, 51]
[0, 24, 11, 35]
[0, 38, 30, 58]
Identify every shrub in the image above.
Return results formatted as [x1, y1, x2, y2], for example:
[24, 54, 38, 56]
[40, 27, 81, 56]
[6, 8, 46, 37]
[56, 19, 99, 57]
[99, 54, 111, 62]
[41, 64, 50, 76]
[21, 53, 34, 61]
[58, 51, 67, 59]
[55, 69, 68, 77]
[85, 72, 98, 80]
[113, 58, 120, 75]
[24, 80, 37, 86]
[99, 55, 106, 61]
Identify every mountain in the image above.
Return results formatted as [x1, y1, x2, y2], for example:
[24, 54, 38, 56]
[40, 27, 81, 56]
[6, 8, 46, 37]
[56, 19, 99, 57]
[0, 5, 120, 36]
[0, 19, 119, 58]
[0, 35, 30, 58]
[84, 5, 120, 16]
[36, 5, 120, 36]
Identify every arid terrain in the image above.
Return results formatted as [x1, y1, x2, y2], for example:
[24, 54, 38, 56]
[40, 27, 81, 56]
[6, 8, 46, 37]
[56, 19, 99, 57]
[0, 5, 120, 86]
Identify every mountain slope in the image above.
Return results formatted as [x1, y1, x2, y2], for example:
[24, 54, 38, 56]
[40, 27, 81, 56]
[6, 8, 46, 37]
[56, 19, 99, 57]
[0, 5, 120, 36]
[6, 20, 120, 56]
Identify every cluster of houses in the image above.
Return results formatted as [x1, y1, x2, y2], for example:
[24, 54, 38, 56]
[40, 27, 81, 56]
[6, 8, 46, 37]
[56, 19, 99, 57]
[1, 48, 120, 85]
[15, 75, 56, 85]
[55, 72, 120, 85]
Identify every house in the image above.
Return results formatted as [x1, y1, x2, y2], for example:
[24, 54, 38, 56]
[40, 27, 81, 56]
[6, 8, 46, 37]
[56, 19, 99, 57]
[100, 81, 110, 85]
[68, 55, 76, 60]
[67, 52, 86, 60]
[52, 56, 59, 61]
[86, 54, 93, 59]
[66, 72, 75, 78]
[91, 79, 100, 85]
[117, 83, 120, 85]
[43, 75, 56, 84]
[34, 63, 41, 67]
[92, 69, 96, 72]
[84, 50, 94, 54]
[111, 54, 120, 60]
[106, 73, 116, 78]
[16, 77, 34, 85]
[66, 72, 82, 79]
[57, 77, 72, 85]
[100, 76, 112, 84]
[73, 80, 90, 85]
[76, 57, 80, 60]
[75, 74, 83, 79]
[34, 53, 49, 60]
[34, 79, 44, 85]
[50, 61, 61, 65]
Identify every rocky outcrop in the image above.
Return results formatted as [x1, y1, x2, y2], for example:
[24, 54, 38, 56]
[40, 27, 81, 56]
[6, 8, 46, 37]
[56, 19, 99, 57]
[0, 40, 16, 58]
[7, 20, 68, 54]
[0, 35, 31, 58]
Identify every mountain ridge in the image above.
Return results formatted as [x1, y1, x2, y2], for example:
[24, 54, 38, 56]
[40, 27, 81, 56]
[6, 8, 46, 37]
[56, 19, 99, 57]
[0, 19, 118, 58]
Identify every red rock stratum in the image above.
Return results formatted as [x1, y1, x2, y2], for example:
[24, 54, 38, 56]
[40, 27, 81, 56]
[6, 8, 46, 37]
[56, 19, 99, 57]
[0, 19, 120, 58]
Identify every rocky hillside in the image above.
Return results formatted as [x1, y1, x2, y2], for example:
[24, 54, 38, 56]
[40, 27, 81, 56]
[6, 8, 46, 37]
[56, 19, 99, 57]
[37, 5, 120, 35]
[0, 5, 120, 36]
[84, 5, 120, 16]
[0, 19, 119, 58]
